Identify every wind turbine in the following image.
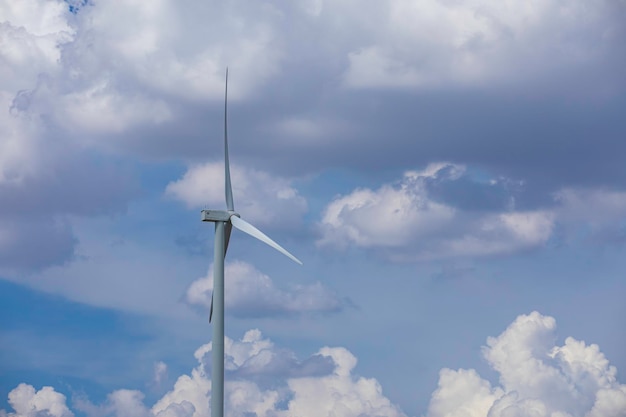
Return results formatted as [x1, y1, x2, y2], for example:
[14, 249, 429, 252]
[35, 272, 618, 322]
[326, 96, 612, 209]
[201, 69, 302, 417]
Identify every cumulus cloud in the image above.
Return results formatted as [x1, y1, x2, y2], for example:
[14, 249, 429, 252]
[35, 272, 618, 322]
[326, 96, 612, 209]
[318, 163, 554, 260]
[318, 163, 626, 260]
[3, 315, 624, 416]
[426, 311, 626, 417]
[65, 0, 281, 99]
[0, 383, 73, 417]
[0, 0, 74, 92]
[165, 162, 307, 229]
[185, 261, 345, 318]
[5, 330, 404, 417]
[152, 329, 404, 417]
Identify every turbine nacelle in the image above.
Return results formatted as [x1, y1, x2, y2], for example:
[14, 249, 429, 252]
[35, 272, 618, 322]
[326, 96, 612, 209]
[201, 209, 239, 223]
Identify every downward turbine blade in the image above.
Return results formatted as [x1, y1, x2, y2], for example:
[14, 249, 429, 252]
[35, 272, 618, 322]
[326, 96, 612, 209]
[209, 292, 214, 323]
[210, 222, 232, 323]
[224, 68, 234, 211]
[224, 222, 232, 255]
[230, 215, 302, 265]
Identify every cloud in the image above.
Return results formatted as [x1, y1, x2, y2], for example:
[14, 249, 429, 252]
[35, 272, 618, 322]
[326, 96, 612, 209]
[166, 162, 307, 230]
[553, 188, 626, 243]
[0, 217, 76, 270]
[0, 0, 74, 92]
[281, 345, 406, 417]
[64, 0, 282, 100]
[153, 362, 169, 387]
[185, 261, 345, 318]
[0, 383, 73, 417]
[3, 315, 624, 416]
[151, 330, 405, 416]
[318, 164, 626, 260]
[0, 145, 137, 271]
[193, 328, 335, 380]
[152, 329, 386, 417]
[318, 163, 554, 260]
[341, 0, 625, 92]
[426, 311, 626, 417]
[6, 330, 404, 417]
[0, 0, 286, 167]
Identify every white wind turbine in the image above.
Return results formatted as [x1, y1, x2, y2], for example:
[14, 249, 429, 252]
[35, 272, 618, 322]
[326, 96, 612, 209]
[201, 69, 302, 417]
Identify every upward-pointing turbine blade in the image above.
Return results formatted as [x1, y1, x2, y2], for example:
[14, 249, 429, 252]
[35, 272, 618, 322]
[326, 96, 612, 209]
[224, 68, 234, 211]
[211, 69, 233, 325]
[230, 215, 303, 265]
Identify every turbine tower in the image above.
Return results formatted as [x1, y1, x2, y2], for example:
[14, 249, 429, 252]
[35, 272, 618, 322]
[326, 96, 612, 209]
[201, 69, 302, 417]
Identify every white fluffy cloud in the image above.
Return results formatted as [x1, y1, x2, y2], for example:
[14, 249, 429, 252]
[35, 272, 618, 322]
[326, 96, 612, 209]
[0, 383, 73, 417]
[185, 261, 344, 318]
[426, 311, 626, 417]
[3, 314, 624, 416]
[1, 0, 282, 131]
[157, 329, 406, 417]
[318, 163, 626, 260]
[0, 0, 74, 92]
[5, 330, 404, 417]
[318, 163, 554, 260]
[166, 162, 307, 229]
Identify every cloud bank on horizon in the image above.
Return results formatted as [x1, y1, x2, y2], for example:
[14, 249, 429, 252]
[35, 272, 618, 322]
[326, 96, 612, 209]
[2, 312, 624, 417]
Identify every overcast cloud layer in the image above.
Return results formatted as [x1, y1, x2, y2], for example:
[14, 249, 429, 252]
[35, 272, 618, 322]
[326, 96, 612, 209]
[1, 0, 626, 269]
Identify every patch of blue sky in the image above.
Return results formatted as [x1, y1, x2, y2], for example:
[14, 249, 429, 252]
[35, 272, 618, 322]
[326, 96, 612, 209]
[0, 280, 163, 411]
[65, 0, 88, 14]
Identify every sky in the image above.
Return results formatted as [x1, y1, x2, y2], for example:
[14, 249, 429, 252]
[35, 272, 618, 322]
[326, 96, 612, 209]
[1, 0, 626, 416]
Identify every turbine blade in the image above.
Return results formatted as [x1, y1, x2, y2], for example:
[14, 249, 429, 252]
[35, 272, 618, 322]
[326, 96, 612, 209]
[230, 215, 302, 265]
[224, 222, 232, 255]
[209, 292, 214, 323]
[210, 222, 231, 323]
[224, 68, 234, 211]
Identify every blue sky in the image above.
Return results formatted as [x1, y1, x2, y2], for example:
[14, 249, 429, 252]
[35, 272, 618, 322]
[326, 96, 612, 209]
[1, 1, 626, 416]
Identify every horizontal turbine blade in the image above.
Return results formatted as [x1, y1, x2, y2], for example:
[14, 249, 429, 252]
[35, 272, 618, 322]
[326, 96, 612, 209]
[230, 215, 302, 265]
